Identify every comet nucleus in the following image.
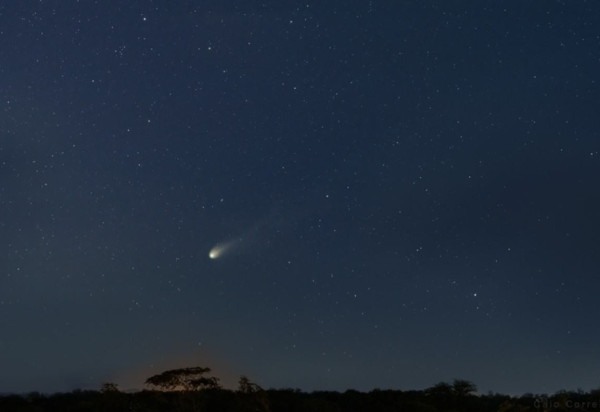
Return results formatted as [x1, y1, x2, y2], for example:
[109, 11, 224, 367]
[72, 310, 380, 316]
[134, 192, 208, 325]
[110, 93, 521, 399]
[208, 246, 223, 259]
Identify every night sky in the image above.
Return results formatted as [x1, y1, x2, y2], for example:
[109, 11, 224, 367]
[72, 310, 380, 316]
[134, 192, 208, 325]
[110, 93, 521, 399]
[2, 1, 600, 396]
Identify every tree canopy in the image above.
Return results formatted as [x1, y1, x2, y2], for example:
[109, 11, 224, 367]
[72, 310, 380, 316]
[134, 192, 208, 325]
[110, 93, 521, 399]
[145, 366, 221, 391]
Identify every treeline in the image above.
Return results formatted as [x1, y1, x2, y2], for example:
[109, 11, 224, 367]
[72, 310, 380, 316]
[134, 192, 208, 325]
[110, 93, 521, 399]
[1, 367, 599, 412]
[3, 387, 600, 412]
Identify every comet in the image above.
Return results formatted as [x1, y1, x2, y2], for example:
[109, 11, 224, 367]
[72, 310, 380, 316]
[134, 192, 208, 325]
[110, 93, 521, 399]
[208, 245, 226, 259]
[208, 239, 239, 260]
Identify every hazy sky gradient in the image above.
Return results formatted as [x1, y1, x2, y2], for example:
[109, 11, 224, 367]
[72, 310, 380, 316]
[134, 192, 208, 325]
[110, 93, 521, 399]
[1, 1, 599, 395]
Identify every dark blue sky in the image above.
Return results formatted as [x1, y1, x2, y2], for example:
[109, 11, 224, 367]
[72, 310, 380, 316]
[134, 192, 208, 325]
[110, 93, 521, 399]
[1, 1, 599, 395]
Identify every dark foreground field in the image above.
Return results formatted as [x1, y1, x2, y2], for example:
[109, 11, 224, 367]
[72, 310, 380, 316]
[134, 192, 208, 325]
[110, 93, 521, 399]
[2, 383, 599, 412]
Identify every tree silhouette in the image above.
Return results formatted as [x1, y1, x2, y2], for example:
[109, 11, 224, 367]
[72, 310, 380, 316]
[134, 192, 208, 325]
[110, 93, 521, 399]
[145, 366, 221, 391]
[238, 375, 264, 394]
[426, 381, 453, 397]
[238, 375, 271, 412]
[100, 382, 120, 393]
[452, 379, 477, 396]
